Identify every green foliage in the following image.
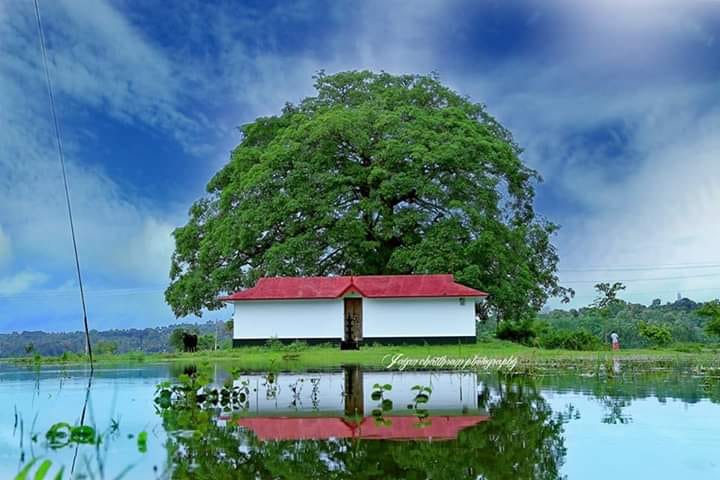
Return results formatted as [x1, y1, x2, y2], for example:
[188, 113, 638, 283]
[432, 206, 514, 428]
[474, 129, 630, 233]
[265, 336, 284, 351]
[169, 328, 188, 352]
[45, 422, 97, 449]
[94, 340, 119, 355]
[540, 297, 716, 348]
[166, 70, 572, 322]
[496, 319, 537, 345]
[637, 321, 673, 347]
[592, 282, 626, 309]
[0, 321, 233, 358]
[540, 329, 602, 351]
[671, 342, 703, 353]
[156, 372, 567, 479]
[15, 459, 63, 480]
[137, 431, 148, 453]
[698, 300, 720, 338]
[198, 333, 215, 351]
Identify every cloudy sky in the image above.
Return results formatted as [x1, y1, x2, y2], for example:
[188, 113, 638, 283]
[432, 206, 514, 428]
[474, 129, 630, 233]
[1, 0, 719, 332]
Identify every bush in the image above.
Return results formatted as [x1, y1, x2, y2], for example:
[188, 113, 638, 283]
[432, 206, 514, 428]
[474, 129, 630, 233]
[265, 337, 284, 351]
[496, 320, 537, 345]
[283, 340, 308, 352]
[540, 329, 601, 351]
[95, 340, 119, 355]
[638, 321, 673, 346]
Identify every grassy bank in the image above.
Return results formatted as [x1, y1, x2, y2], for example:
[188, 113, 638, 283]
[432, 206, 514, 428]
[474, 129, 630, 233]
[5, 340, 720, 371]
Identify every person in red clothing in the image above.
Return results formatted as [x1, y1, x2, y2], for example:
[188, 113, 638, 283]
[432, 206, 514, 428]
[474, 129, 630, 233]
[610, 331, 620, 351]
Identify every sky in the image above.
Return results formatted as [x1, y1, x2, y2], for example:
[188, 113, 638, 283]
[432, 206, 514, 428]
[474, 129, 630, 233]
[1, 0, 720, 332]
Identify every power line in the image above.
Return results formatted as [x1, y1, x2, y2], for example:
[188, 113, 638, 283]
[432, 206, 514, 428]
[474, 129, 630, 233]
[567, 286, 720, 301]
[560, 262, 720, 273]
[33, 0, 93, 369]
[562, 272, 720, 284]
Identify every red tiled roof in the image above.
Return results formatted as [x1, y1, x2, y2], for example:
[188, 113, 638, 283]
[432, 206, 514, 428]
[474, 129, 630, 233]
[219, 274, 487, 301]
[232, 415, 489, 441]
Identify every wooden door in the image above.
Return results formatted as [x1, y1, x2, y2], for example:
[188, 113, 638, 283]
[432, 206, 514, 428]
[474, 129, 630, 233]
[344, 298, 363, 341]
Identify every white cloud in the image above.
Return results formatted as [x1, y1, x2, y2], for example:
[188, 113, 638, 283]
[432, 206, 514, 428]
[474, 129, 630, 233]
[554, 105, 720, 306]
[0, 0, 184, 327]
[0, 271, 49, 296]
[109, 218, 176, 284]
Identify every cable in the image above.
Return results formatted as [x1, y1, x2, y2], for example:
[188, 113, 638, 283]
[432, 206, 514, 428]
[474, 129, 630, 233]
[560, 263, 720, 273]
[33, 0, 93, 369]
[561, 272, 720, 284]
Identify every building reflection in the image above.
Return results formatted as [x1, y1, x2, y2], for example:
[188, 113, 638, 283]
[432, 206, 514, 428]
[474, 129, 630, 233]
[223, 366, 489, 441]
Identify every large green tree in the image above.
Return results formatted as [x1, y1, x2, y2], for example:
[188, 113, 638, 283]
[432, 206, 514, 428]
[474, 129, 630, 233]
[166, 71, 573, 320]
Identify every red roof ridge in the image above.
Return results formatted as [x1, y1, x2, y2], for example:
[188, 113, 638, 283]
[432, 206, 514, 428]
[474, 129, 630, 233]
[219, 274, 487, 302]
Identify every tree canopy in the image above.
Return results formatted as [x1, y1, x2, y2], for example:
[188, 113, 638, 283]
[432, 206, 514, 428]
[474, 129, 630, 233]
[698, 300, 720, 337]
[166, 70, 572, 320]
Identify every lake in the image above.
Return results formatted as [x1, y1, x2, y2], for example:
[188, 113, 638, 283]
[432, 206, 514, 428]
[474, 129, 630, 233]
[1, 361, 719, 479]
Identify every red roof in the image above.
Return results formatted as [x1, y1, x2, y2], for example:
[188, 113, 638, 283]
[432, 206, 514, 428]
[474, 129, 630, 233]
[219, 274, 487, 301]
[231, 415, 489, 441]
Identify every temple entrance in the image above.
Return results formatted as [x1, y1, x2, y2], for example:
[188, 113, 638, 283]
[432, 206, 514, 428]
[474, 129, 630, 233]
[342, 298, 363, 350]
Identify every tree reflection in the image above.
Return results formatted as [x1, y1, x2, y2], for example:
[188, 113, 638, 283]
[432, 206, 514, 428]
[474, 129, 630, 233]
[155, 370, 568, 479]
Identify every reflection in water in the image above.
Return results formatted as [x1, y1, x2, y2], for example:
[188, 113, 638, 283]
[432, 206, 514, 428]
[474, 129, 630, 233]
[4, 362, 720, 478]
[156, 367, 569, 479]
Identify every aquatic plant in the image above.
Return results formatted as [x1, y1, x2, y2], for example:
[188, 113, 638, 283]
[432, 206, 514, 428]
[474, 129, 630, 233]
[407, 385, 433, 426]
[370, 383, 393, 426]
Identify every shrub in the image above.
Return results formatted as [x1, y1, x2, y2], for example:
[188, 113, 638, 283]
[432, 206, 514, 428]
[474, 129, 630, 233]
[265, 336, 284, 351]
[95, 340, 119, 355]
[283, 340, 308, 352]
[540, 329, 601, 351]
[496, 320, 537, 345]
[638, 321, 673, 346]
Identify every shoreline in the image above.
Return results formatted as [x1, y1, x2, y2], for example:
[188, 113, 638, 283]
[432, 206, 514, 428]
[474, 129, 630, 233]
[4, 341, 719, 372]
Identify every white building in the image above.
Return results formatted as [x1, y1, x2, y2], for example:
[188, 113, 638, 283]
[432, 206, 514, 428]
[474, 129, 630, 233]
[220, 274, 487, 347]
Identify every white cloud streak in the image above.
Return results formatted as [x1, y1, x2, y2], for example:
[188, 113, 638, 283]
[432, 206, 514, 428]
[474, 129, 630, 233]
[0, 271, 49, 296]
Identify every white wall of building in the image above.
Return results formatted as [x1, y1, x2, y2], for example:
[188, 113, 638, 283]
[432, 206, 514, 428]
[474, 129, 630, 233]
[231, 296, 478, 340]
[363, 297, 476, 338]
[232, 299, 343, 339]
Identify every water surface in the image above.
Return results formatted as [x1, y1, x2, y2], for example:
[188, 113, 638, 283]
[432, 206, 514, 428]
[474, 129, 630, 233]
[1, 362, 718, 479]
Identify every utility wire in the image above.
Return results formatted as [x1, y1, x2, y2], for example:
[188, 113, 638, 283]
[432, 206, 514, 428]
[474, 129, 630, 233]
[33, 0, 93, 369]
[562, 272, 720, 284]
[560, 263, 720, 273]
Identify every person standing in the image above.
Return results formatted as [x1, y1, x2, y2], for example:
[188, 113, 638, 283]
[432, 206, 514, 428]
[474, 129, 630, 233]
[610, 331, 620, 351]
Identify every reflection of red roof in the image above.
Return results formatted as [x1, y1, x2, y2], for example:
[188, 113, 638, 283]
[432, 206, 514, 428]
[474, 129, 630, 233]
[232, 416, 489, 441]
[219, 274, 487, 301]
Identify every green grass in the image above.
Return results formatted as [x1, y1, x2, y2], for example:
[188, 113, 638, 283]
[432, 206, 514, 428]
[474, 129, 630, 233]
[6, 340, 720, 371]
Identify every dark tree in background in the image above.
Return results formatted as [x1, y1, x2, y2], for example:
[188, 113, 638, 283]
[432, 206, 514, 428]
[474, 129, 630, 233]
[166, 71, 573, 322]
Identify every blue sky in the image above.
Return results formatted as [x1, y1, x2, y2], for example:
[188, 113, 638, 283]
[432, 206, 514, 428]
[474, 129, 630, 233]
[1, 0, 720, 332]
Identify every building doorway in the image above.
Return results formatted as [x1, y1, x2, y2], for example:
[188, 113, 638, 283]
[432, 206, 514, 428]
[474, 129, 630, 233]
[343, 298, 363, 349]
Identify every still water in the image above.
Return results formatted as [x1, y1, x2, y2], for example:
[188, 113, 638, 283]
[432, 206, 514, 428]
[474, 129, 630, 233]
[0, 361, 718, 479]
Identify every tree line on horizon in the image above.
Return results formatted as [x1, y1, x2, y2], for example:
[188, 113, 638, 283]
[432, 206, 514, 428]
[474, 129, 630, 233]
[0, 321, 232, 358]
[481, 282, 720, 350]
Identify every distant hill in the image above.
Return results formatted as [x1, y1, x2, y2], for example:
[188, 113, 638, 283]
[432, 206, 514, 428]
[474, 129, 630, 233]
[0, 321, 232, 358]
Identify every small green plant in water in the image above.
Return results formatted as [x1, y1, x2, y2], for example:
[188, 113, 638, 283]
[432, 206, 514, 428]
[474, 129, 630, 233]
[370, 383, 393, 426]
[137, 431, 148, 453]
[45, 422, 97, 449]
[408, 385, 433, 426]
